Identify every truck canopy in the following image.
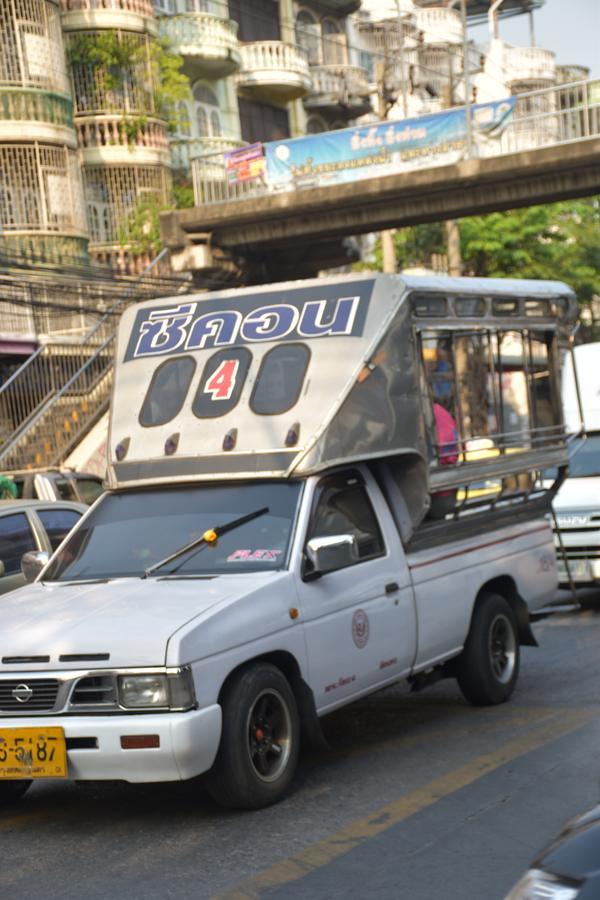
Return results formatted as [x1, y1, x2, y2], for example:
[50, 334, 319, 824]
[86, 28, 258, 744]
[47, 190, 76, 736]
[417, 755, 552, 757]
[108, 273, 576, 492]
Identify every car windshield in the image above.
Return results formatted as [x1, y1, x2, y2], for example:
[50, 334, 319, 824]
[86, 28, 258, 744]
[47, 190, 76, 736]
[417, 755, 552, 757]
[566, 434, 600, 478]
[44, 482, 302, 581]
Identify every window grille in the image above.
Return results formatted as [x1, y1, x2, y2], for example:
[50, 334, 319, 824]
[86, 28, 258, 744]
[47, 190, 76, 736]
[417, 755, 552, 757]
[67, 31, 154, 116]
[0, 0, 70, 92]
[83, 164, 170, 242]
[0, 144, 87, 234]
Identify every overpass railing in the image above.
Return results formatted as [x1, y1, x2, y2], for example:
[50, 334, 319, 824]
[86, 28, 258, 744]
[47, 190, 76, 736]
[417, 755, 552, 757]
[191, 79, 600, 207]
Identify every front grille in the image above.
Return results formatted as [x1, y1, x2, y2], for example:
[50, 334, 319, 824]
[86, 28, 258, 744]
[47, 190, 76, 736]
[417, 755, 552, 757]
[0, 679, 60, 711]
[70, 675, 117, 709]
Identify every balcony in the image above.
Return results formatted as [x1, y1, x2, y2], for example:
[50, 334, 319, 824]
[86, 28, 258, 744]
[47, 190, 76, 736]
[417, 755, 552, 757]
[60, 0, 157, 34]
[76, 115, 171, 166]
[506, 47, 556, 87]
[305, 65, 371, 117]
[0, 89, 77, 147]
[170, 135, 247, 173]
[237, 42, 311, 103]
[415, 7, 463, 45]
[158, 14, 240, 80]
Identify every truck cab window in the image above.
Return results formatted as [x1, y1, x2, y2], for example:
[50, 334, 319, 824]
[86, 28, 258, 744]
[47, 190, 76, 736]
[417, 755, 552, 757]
[307, 476, 384, 566]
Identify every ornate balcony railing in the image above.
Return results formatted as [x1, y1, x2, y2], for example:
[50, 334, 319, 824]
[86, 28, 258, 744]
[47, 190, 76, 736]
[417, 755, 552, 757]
[76, 115, 169, 152]
[237, 42, 311, 101]
[306, 64, 371, 114]
[415, 7, 463, 45]
[158, 13, 240, 78]
[0, 89, 73, 127]
[506, 46, 556, 86]
[60, 0, 154, 13]
[170, 135, 247, 172]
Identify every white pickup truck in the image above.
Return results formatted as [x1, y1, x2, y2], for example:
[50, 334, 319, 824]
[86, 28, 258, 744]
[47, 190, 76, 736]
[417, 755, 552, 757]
[0, 274, 575, 809]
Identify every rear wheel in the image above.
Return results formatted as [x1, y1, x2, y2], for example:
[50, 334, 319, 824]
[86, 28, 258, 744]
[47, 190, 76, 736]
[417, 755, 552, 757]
[457, 592, 520, 706]
[207, 663, 300, 810]
[0, 780, 31, 806]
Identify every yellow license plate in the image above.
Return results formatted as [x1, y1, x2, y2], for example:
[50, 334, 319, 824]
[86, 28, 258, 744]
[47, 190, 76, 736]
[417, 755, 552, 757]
[0, 728, 67, 779]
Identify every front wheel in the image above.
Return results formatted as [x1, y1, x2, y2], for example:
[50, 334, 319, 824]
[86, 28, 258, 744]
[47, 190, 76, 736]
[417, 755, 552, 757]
[0, 780, 31, 806]
[207, 663, 300, 810]
[457, 593, 520, 706]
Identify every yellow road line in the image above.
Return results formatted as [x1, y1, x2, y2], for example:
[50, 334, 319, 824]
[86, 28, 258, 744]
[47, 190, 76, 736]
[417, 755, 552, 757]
[218, 707, 595, 900]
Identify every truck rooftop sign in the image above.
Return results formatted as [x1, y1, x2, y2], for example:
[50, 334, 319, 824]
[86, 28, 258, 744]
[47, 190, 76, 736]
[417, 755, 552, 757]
[109, 273, 575, 489]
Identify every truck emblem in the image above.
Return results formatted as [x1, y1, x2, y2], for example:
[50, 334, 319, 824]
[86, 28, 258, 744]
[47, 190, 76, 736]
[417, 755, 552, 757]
[11, 684, 33, 703]
[352, 610, 370, 649]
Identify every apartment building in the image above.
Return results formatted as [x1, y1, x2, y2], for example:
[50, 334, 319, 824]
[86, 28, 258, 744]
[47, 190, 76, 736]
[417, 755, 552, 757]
[0, 0, 89, 268]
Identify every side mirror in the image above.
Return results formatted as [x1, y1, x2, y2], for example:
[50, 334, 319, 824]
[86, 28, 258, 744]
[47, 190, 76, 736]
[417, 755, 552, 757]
[305, 534, 358, 578]
[21, 551, 49, 583]
[0, 560, 4, 577]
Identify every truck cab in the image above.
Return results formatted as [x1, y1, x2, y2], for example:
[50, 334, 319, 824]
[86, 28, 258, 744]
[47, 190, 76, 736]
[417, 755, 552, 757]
[0, 274, 577, 810]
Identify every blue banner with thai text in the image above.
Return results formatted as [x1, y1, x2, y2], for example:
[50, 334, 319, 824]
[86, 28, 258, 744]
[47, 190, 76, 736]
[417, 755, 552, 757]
[265, 98, 516, 190]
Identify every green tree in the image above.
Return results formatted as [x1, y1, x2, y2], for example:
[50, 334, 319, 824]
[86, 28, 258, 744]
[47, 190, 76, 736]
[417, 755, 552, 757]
[359, 198, 600, 319]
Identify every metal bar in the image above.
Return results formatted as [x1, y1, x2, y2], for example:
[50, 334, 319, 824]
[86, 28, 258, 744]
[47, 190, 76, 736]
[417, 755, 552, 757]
[551, 505, 578, 605]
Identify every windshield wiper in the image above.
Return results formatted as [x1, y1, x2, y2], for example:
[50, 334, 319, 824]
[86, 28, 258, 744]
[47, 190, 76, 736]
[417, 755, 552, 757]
[142, 507, 269, 578]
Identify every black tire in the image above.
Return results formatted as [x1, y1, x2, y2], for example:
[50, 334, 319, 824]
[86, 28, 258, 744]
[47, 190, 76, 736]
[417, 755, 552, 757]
[0, 780, 31, 806]
[207, 663, 300, 810]
[457, 592, 520, 706]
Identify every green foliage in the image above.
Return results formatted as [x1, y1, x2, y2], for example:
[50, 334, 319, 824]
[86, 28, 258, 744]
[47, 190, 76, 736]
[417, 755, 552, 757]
[458, 199, 600, 308]
[172, 177, 195, 210]
[118, 193, 172, 257]
[66, 31, 189, 137]
[151, 37, 190, 132]
[360, 198, 600, 315]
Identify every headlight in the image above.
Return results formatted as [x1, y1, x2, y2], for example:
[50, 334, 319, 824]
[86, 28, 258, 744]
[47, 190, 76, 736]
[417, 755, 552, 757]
[118, 675, 169, 709]
[505, 868, 580, 899]
[117, 669, 196, 711]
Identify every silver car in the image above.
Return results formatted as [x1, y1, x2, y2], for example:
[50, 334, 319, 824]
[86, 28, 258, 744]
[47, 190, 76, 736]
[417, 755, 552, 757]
[0, 500, 86, 595]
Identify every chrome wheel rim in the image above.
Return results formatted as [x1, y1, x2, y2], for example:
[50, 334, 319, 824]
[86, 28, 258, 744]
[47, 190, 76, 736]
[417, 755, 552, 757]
[489, 613, 517, 684]
[246, 688, 292, 783]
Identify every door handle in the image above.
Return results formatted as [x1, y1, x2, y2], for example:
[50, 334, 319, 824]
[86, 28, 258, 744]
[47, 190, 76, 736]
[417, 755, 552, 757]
[385, 582, 399, 594]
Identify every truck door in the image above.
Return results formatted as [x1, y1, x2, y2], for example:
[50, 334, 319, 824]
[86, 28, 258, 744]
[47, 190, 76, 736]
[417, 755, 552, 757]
[296, 469, 417, 711]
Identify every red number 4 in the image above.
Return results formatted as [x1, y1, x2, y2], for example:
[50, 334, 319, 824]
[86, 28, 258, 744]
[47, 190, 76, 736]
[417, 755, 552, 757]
[204, 359, 239, 400]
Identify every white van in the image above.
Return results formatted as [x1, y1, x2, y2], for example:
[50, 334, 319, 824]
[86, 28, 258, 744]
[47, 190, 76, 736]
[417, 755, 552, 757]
[0, 275, 576, 809]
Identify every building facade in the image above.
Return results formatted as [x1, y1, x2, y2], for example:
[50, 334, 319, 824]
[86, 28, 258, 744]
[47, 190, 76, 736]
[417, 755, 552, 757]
[60, 0, 172, 271]
[0, 0, 89, 268]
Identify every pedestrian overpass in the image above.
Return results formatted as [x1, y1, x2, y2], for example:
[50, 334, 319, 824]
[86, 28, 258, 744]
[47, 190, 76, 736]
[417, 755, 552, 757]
[161, 79, 600, 284]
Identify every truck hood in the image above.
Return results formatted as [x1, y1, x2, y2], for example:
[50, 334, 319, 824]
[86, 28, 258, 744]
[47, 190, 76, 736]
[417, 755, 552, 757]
[553, 477, 600, 514]
[0, 574, 279, 671]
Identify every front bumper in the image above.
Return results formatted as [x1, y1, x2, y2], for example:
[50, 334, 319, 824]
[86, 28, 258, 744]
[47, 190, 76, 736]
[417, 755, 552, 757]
[556, 556, 600, 584]
[0, 705, 222, 783]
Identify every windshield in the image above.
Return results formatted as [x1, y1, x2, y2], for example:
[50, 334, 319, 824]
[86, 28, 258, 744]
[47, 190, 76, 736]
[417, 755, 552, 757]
[44, 482, 302, 581]
[566, 434, 600, 478]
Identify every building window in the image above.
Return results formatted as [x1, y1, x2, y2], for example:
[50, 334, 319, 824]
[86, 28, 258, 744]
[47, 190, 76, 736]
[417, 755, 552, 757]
[295, 9, 321, 65]
[228, 0, 280, 41]
[193, 85, 221, 138]
[322, 18, 347, 66]
[238, 97, 290, 144]
[306, 115, 327, 134]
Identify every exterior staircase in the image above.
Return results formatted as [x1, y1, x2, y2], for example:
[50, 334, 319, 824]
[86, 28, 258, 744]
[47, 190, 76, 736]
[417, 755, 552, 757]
[0, 250, 186, 471]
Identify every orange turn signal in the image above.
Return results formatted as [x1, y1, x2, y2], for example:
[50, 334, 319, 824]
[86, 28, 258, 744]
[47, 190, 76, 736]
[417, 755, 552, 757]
[120, 735, 160, 750]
